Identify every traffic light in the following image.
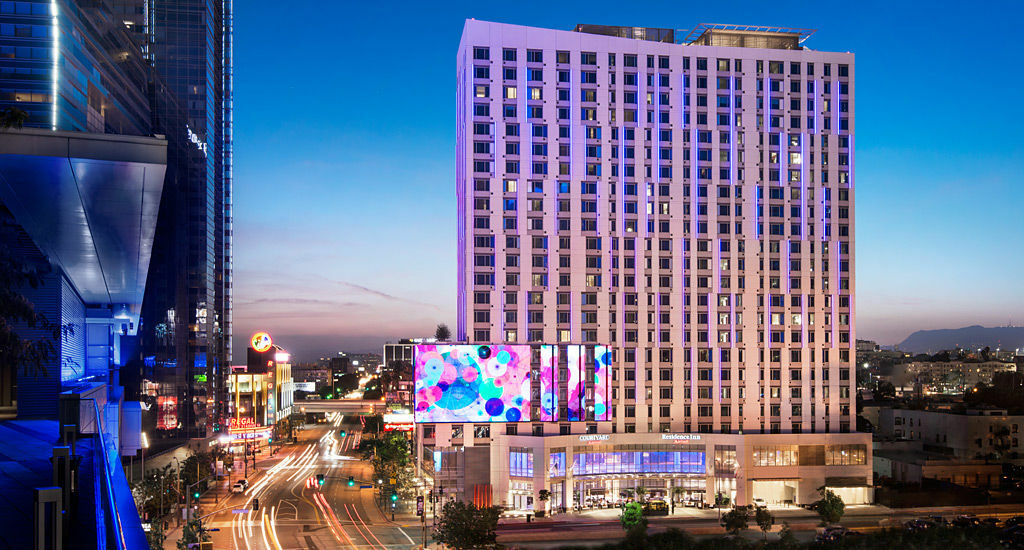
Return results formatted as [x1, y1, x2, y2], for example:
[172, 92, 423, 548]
[316, 474, 325, 486]
[390, 490, 398, 502]
[193, 490, 200, 499]
[339, 430, 347, 437]
[347, 476, 355, 487]
[252, 498, 260, 511]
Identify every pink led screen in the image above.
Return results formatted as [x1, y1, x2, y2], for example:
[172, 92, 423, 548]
[414, 345, 531, 423]
[593, 345, 611, 421]
[539, 345, 558, 421]
[566, 345, 585, 421]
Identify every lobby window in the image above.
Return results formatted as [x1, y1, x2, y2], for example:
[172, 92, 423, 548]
[510, 449, 534, 477]
[474, 425, 490, 439]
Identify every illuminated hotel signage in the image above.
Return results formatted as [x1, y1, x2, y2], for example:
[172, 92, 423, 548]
[186, 125, 209, 157]
[578, 434, 610, 442]
[662, 434, 702, 441]
[250, 331, 273, 353]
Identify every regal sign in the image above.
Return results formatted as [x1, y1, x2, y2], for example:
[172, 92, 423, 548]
[250, 331, 273, 353]
[228, 417, 260, 432]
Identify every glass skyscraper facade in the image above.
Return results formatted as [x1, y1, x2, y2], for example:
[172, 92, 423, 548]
[117, 0, 234, 440]
[2, 0, 233, 441]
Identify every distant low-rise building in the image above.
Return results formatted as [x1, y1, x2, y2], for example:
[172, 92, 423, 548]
[873, 448, 1001, 487]
[857, 340, 880, 353]
[877, 406, 1024, 460]
[879, 361, 1016, 396]
[291, 363, 331, 388]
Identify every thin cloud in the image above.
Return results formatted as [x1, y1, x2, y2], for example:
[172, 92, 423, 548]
[336, 281, 440, 309]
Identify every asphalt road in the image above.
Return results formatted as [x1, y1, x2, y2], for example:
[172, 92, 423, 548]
[202, 414, 420, 549]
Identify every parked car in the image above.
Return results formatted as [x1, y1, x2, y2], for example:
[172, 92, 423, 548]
[904, 519, 935, 532]
[952, 515, 980, 528]
[642, 500, 670, 516]
[231, 481, 246, 494]
[815, 526, 850, 543]
[927, 515, 949, 526]
[1003, 516, 1024, 529]
[752, 498, 766, 507]
[982, 517, 1001, 528]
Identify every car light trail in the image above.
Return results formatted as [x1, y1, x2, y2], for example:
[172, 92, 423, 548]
[345, 503, 386, 550]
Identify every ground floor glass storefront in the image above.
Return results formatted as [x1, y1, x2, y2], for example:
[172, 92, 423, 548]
[544, 444, 718, 511]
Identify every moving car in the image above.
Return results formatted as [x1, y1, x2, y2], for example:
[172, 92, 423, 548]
[232, 480, 248, 494]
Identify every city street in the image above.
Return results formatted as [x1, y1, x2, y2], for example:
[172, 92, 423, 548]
[196, 414, 421, 549]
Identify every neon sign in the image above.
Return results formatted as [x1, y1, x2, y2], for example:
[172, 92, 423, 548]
[251, 331, 272, 352]
[187, 125, 208, 157]
[228, 417, 259, 431]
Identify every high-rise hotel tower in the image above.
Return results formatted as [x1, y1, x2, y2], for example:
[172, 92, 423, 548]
[442, 20, 869, 510]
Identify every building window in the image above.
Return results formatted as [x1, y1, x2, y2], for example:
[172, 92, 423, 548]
[825, 444, 866, 465]
[510, 449, 534, 477]
[752, 445, 799, 466]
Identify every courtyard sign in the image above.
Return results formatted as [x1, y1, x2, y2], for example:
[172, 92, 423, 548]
[578, 434, 610, 442]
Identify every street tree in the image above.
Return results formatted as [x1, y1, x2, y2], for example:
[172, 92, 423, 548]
[336, 372, 360, 394]
[433, 500, 501, 550]
[537, 489, 551, 516]
[619, 501, 647, 534]
[812, 487, 845, 525]
[359, 431, 411, 491]
[131, 464, 176, 522]
[755, 506, 775, 540]
[720, 505, 751, 536]
[176, 517, 210, 550]
[434, 323, 451, 341]
[145, 519, 166, 550]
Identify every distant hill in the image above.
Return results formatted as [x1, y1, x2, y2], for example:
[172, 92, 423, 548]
[897, 325, 1024, 354]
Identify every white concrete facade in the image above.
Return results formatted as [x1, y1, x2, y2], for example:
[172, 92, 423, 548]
[455, 19, 856, 437]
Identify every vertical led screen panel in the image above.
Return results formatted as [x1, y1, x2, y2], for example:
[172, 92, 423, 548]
[593, 345, 611, 421]
[566, 345, 585, 421]
[414, 345, 531, 423]
[539, 345, 558, 421]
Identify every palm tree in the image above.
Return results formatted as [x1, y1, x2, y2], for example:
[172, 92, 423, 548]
[671, 486, 685, 513]
[635, 485, 648, 504]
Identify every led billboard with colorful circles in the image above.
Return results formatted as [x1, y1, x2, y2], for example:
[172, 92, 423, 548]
[414, 344, 531, 423]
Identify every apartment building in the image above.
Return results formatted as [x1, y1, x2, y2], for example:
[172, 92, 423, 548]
[432, 20, 869, 510]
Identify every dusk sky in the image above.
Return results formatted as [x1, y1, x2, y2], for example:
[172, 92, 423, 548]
[231, 0, 1023, 361]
